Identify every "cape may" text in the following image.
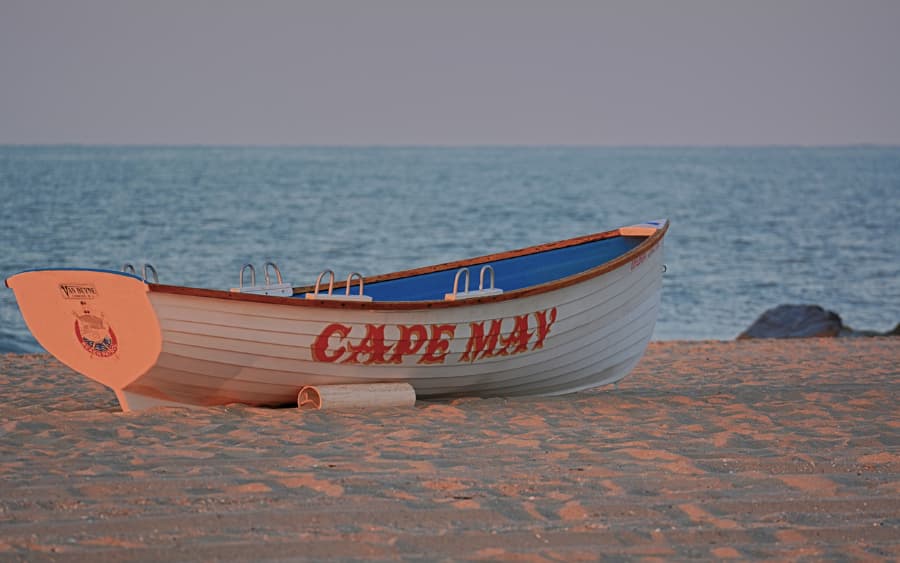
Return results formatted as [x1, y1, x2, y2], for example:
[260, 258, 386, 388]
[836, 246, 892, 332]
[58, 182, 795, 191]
[311, 307, 558, 365]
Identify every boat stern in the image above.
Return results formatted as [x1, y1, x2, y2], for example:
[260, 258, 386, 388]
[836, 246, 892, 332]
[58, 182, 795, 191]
[6, 269, 163, 393]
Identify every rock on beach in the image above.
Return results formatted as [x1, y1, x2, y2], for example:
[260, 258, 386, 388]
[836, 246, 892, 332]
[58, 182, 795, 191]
[739, 304, 899, 339]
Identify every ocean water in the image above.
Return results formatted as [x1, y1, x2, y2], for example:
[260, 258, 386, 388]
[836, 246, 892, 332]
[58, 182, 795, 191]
[1, 146, 898, 353]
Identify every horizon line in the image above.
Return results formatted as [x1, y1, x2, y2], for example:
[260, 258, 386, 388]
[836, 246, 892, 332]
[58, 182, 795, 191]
[1, 142, 898, 150]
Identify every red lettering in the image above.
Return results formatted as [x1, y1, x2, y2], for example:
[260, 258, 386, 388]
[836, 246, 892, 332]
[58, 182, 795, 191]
[312, 308, 559, 366]
[500, 314, 533, 355]
[343, 324, 391, 365]
[311, 323, 351, 363]
[533, 308, 557, 350]
[387, 324, 428, 364]
[631, 243, 658, 270]
[460, 319, 504, 362]
[418, 324, 456, 364]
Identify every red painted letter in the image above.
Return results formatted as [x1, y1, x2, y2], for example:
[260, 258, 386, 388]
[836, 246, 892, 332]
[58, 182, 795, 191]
[387, 324, 428, 364]
[344, 324, 392, 365]
[311, 323, 351, 363]
[460, 319, 504, 362]
[533, 308, 557, 350]
[500, 314, 533, 355]
[419, 324, 456, 364]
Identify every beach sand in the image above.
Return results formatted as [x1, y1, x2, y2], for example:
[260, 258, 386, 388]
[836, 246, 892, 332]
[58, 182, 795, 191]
[1, 338, 898, 561]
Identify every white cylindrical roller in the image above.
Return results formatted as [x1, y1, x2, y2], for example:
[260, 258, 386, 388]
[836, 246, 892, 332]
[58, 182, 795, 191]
[297, 382, 416, 411]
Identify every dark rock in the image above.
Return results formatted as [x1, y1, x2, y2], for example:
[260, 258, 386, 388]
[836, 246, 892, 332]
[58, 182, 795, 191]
[839, 322, 900, 338]
[739, 305, 899, 339]
[738, 305, 843, 339]
[839, 327, 882, 338]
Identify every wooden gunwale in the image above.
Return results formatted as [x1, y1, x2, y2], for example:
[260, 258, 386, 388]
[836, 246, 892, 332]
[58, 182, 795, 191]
[148, 221, 668, 311]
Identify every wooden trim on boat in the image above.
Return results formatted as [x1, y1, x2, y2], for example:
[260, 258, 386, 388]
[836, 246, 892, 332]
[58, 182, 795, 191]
[148, 221, 669, 311]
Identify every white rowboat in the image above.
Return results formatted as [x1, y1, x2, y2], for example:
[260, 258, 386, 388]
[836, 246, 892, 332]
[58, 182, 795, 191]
[6, 219, 668, 411]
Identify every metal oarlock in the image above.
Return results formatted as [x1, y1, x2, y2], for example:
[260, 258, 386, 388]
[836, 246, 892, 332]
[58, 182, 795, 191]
[479, 265, 496, 292]
[142, 264, 158, 284]
[264, 261, 283, 286]
[231, 262, 293, 297]
[445, 264, 503, 301]
[450, 267, 471, 297]
[239, 263, 256, 288]
[305, 269, 373, 301]
[345, 272, 365, 298]
[122, 263, 158, 283]
[312, 269, 336, 296]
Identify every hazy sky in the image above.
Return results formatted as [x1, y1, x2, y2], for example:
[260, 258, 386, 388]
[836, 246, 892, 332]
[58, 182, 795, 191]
[2, 0, 899, 145]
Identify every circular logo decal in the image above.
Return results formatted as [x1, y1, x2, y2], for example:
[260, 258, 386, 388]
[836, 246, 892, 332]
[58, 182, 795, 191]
[74, 313, 118, 357]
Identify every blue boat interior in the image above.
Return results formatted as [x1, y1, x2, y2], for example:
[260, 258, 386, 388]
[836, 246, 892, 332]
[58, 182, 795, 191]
[311, 235, 645, 302]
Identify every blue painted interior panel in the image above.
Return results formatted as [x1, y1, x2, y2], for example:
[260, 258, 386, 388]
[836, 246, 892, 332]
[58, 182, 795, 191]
[336, 236, 644, 302]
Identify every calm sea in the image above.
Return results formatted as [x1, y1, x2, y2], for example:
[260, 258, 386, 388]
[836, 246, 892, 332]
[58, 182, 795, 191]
[1, 146, 898, 353]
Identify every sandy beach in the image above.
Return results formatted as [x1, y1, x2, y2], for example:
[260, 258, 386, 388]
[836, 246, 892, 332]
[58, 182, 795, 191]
[1, 338, 897, 561]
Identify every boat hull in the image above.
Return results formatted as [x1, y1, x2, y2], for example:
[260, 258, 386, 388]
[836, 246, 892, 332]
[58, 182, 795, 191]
[7, 221, 667, 411]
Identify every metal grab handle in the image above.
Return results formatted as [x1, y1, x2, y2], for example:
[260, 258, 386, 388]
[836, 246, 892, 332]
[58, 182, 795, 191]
[478, 265, 495, 291]
[264, 261, 283, 286]
[345, 272, 365, 297]
[451, 268, 471, 297]
[122, 263, 136, 275]
[313, 269, 336, 296]
[239, 263, 256, 289]
[142, 263, 159, 284]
